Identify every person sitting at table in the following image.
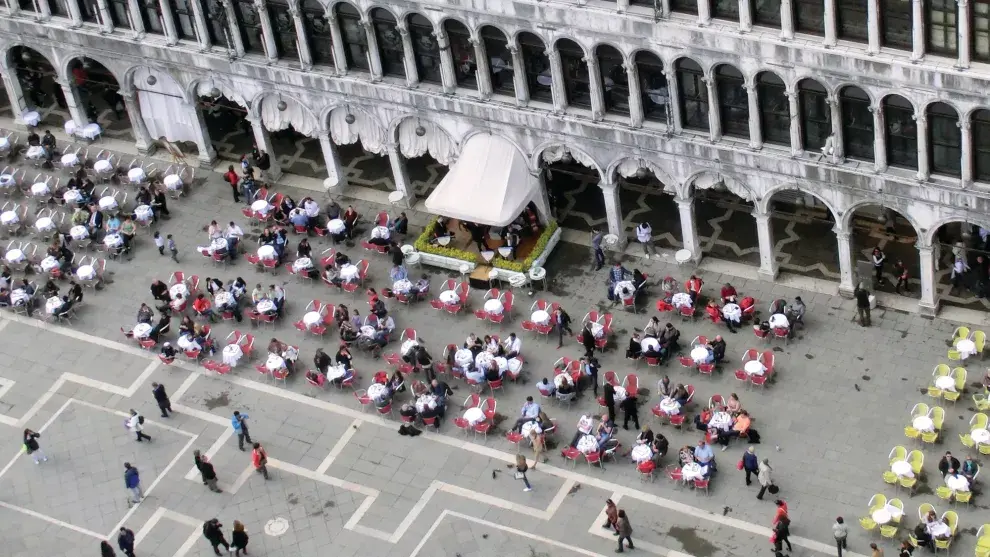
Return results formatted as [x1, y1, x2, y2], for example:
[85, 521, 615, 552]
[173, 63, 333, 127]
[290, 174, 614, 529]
[657, 375, 672, 398]
[146, 312, 171, 342]
[643, 342, 662, 363]
[464, 363, 485, 384]
[945, 468, 970, 492]
[929, 517, 953, 541]
[643, 316, 662, 339]
[0, 288, 11, 308]
[135, 186, 151, 207]
[40, 279, 59, 301]
[910, 522, 933, 551]
[484, 361, 502, 382]
[135, 303, 154, 325]
[409, 274, 430, 300]
[787, 296, 806, 329]
[557, 374, 575, 396]
[726, 393, 743, 415]
[708, 336, 727, 364]
[67, 281, 82, 304]
[86, 205, 103, 238]
[672, 384, 690, 406]
[289, 208, 309, 230]
[387, 370, 405, 394]
[721, 283, 738, 304]
[719, 410, 752, 448]
[296, 238, 312, 260]
[677, 445, 694, 467]
[694, 407, 714, 432]
[200, 277, 221, 297]
[192, 293, 217, 322]
[251, 283, 267, 304]
[596, 416, 615, 446]
[659, 323, 680, 353]
[178, 315, 195, 337]
[268, 338, 296, 373]
[482, 335, 498, 355]
[961, 455, 979, 483]
[694, 439, 715, 468]
[334, 343, 353, 369]
[651, 433, 669, 465]
[313, 348, 332, 375]
[685, 275, 703, 303]
[637, 425, 654, 446]
[755, 320, 771, 336]
[938, 451, 961, 476]
[270, 284, 285, 315]
[258, 227, 275, 246]
[568, 415, 595, 448]
[105, 214, 121, 235]
[537, 377, 555, 397]
[510, 397, 542, 432]
[704, 300, 722, 324]
[118, 217, 137, 255]
[625, 333, 643, 360]
[71, 206, 89, 227]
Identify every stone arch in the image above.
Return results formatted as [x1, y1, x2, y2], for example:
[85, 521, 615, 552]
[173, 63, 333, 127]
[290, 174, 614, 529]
[248, 91, 319, 137]
[839, 199, 925, 238]
[591, 40, 629, 59]
[790, 74, 833, 96]
[550, 35, 590, 57]
[60, 53, 124, 89]
[758, 183, 841, 219]
[187, 78, 251, 109]
[473, 22, 513, 42]
[606, 156, 678, 195]
[363, 4, 397, 21]
[387, 114, 458, 165]
[835, 82, 876, 105]
[924, 216, 990, 248]
[922, 99, 962, 117]
[123, 65, 184, 99]
[4, 44, 58, 74]
[323, 104, 387, 155]
[680, 169, 755, 202]
[877, 92, 919, 113]
[531, 141, 605, 180]
[460, 128, 529, 164]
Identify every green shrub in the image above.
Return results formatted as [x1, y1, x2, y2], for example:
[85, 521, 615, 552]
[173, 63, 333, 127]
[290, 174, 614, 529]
[414, 217, 480, 264]
[493, 220, 559, 272]
[415, 217, 559, 271]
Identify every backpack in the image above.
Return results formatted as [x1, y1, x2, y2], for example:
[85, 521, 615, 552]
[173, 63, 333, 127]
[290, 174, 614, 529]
[138, 415, 145, 425]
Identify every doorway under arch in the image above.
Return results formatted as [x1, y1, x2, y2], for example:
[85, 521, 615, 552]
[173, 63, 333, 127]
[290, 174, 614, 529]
[762, 186, 838, 279]
[66, 56, 132, 140]
[844, 202, 919, 297]
[684, 172, 757, 265]
[929, 219, 990, 310]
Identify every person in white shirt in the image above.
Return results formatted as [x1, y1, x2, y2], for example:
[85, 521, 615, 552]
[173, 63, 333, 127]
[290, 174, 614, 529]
[635, 222, 655, 258]
[536, 377, 555, 397]
[225, 221, 244, 259]
[126, 409, 151, 442]
[950, 257, 969, 293]
[504, 333, 522, 359]
[302, 197, 320, 218]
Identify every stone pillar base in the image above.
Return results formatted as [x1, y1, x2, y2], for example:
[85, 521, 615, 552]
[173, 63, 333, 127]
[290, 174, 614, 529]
[918, 299, 939, 317]
[387, 190, 413, 208]
[137, 143, 158, 157]
[757, 267, 779, 282]
[196, 152, 218, 169]
[838, 284, 855, 298]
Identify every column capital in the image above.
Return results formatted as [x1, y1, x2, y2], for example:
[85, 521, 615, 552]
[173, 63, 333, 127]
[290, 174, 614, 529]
[360, 18, 372, 31]
[253, 0, 266, 10]
[396, 23, 409, 37]
[958, 0, 969, 5]
[913, 112, 927, 126]
[674, 196, 694, 207]
[833, 227, 851, 240]
[599, 179, 617, 191]
[119, 90, 136, 100]
[958, 119, 971, 131]
[325, 8, 336, 22]
[916, 241, 934, 252]
[507, 43, 519, 54]
[825, 95, 838, 106]
[751, 208, 770, 221]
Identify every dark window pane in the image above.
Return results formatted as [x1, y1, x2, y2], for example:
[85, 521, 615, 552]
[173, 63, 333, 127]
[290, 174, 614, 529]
[408, 14, 440, 84]
[371, 10, 404, 78]
[928, 104, 960, 176]
[716, 66, 748, 139]
[836, 0, 869, 41]
[76, 0, 99, 24]
[558, 40, 590, 109]
[336, 4, 368, 70]
[481, 27, 513, 97]
[445, 21, 476, 89]
[168, 0, 197, 41]
[753, 0, 782, 27]
[884, 96, 917, 169]
[927, 0, 958, 56]
[712, 0, 739, 20]
[598, 46, 628, 115]
[107, 0, 132, 29]
[793, 0, 825, 34]
[676, 60, 708, 132]
[670, 0, 698, 15]
[798, 80, 830, 150]
[519, 33, 551, 103]
[972, 110, 990, 181]
[301, 0, 333, 66]
[976, 1, 990, 61]
[757, 74, 789, 146]
[881, 0, 913, 49]
[141, 0, 166, 35]
[233, 0, 266, 54]
[267, 1, 299, 60]
[636, 52, 668, 123]
[840, 87, 874, 161]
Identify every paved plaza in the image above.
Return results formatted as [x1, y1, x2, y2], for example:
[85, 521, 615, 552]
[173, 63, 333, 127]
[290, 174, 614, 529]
[0, 130, 989, 557]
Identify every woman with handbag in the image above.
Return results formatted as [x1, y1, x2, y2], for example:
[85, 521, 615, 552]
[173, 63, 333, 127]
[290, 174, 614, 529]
[515, 453, 532, 492]
[757, 458, 774, 500]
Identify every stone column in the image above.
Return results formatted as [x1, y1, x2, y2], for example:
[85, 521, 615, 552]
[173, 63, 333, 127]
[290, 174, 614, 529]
[530, 170, 553, 223]
[745, 81, 762, 150]
[187, 101, 218, 168]
[676, 196, 702, 264]
[509, 43, 529, 106]
[222, 0, 245, 57]
[363, 19, 384, 81]
[625, 62, 644, 128]
[780, 0, 794, 40]
[665, 68, 682, 134]
[548, 47, 568, 113]
[616, 0, 629, 10]
[753, 209, 778, 280]
[661, 0, 671, 18]
[867, 0, 880, 54]
[471, 37, 493, 99]
[917, 243, 939, 316]
[601, 180, 627, 250]
[787, 89, 803, 156]
[915, 111, 930, 181]
[823, 0, 837, 47]
[127, 0, 146, 38]
[697, 0, 711, 26]
[58, 78, 90, 128]
[190, 0, 211, 50]
[0, 61, 28, 125]
[960, 119, 973, 184]
[249, 116, 283, 181]
[288, 0, 313, 70]
[871, 102, 887, 172]
[828, 95, 844, 160]
[704, 76, 720, 142]
[64, 0, 83, 27]
[956, 0, 971, 69]
[397, 23, 419, 87]
[319, 133, 348, 192]
[739, 0, 752, 32]
[254, 0, 279, 63]
[386, 142, 413, 206]
[96, 0, 114, 34]
[121, 91, 155, 155]
[326, 10, 347, 73]
[587, 55, 605, 121]
[435, 28, 458, 94]
[835, 228, 855, 297]
[159, 0, 180, 46]
[911, 0, 925, 62]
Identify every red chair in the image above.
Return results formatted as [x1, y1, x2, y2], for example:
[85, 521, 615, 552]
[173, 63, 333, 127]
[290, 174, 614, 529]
[158, 354, 174, 365]
[481, 397, 497, 419]
[307, 372, 327, 391]
[622, 373, 639, 395]
[501, 291, 514, 318]
[373, 371, 388, 384]
[698, 363, 715, 378]
[709, 394, 725, 409]
[453, 417, 471, 436]
[535, 323, 553, 341]
[294, 320, 308, 332]
[246, 254, 261, 266]
[384, 353, 402, 367]
[342, 282, 360, 294]
[679, 306, 696, 321]
[651, 404, 668, 423]
[505, 431, 524, 449]
[376, 403, 393, 419]
[638, 461, 656, 482]
[694, 478, 710, 495]
[440, 279, 457, 292]
[584, 450, 604, 470]
[473, 309, 488, 321]
[759, 350, 775, 368]
[751, 374, 768, 389]
[139, 339, 157, 350]
[255, 364, 270, 380]
[734, 369, 750, 386]
[603, 370, 620, 387]
[741, 348, 759, 363]
[202, 360, 218, 372]
[583, 310, 602, 325]
[645, 356, 661, 368]
[684, 385, 696, 405]
[400, 328, 417, 342]
[241, 207, 255, 218]
[678, 356, 695, 369]
[473, 422, 492, 442]
[692, 335, 709, 347]
[487, 379, 504, 396]
[484, 288, 501, 301]
[669, 414, 686, 427]
[463, 393, 481, 408]
[667, 465, 684, 485]
[656, 300, 674, 312]
[561, 447, 581, 468]
[421, 416, 438, 429]
[772, 327, 789, 342]
[399, 412, 415, 424]
[375, 210, 389, 227]
[444, 303, 462, 316]
[753, 328, 770, 343]
[430, 299, 445, 312]
[520, 320, 537, 335]
[489, 313, 505, 326]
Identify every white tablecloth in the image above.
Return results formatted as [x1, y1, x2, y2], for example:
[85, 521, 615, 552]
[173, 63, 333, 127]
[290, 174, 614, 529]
[672, 292, 692, 309]
[708, 411, 733, 430]
[722, 303, 741, 322]
[256, 299, 276, 314]
[11, 289, 29, 306]
[257, 245, 276, 261]
[393, 279, 412, 294]
[209, 238, 228, 254]
[576, 434, 598, 454]
[769, 313, 790, 329]
[401, 339, 419, 356]
[631, 444, 653, 463]
[956, 338, 976, 359]
[0, 138, 8, 151]
[44, 296, 62, 314]
[475, 351, 495, 369]
[40, 256, 59, 272]
[613, 280, 635, 300]
[30, 182, 49, 195]
[681, 462, 707, 481]
[464, 407, 485, 426]
[63, 189, 82, 204]
[214, 291, 233, 307]
[98, 196, 117, 211]
[439, 290, 460, 304]
[613, 385, 627, 405]
[744, 361, 766, 376]
[454, 348, 473, 368]
[872, 508, 892, 525]
[222, 343, 243, 366]
[265, 354, 286, 371]
[76, 265, 96, 280]
[484, 299, 504, 314]
[303, 311, 323, 327]
[0, 174, 14, 187]
[0, 211, 17, 225]
[176, 334, 198, 351]
[169, 283, 189, 299]
[368, 382, 389, 401]
[135, 205, 153, 222]
[69, 225, 88, 240]
[553, 373, 574, 389]
[35, 217, 54, 232]
[251, 199, 271, 214]
[127, 168, 146, 184]
[371, 226, 389, 240]
[339, 264, 359, 282]
[912, 415, 935, 433]
[22, 111, 40, 127]
[690, 346, 709, 363]
[415, 394, 438, 413]
[327, 365, 347, 380]
[658, 397, 681, 415]
[5, 248, 24, 263]
[531, 310, 550, 325]
[94, 160, 113, 173]
[61, 153, 79, 167]
[946, 474, 970, 492]
[80, 123, 102, 140]
[164, 174, 183, 190]
[641, 337, 660, 352]
[520, 420, 542, 438]
[359, 325, 375, 338]
[132, 322, 153, 339]
[103, 233, 123, 248]
[934, 376, 956, 392]
[589, 322, 605, 338]
[25, 145, 45, 160]
[292, 257, 313, 272]
[891, 460, 914, 478]
[929, 522, 952, 539]
[327, 218, 345, 234]
[971, 428, 990, 444]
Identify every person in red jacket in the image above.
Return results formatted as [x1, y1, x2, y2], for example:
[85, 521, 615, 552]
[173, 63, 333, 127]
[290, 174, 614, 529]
[223, 165, 240, 202]
[192, 293, 216, 322]
[685, 275, 704, 303]
[251, 442, 269, 480]
[720, 283, 737, 303]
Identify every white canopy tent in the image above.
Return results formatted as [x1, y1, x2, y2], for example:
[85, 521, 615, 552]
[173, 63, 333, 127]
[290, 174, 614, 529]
[424, 134, 544, 227]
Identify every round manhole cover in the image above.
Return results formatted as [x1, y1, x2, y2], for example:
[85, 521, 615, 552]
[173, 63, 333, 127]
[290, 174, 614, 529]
[264, 517, 289, 536]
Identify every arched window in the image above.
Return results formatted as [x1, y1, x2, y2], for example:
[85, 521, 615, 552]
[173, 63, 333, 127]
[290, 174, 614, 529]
[797, 79, 830, 151]
[715, 65, 748, 139]
[519, 32, 552, 103]
[927, 0, 958, 56]
[972, 109, 990, 181]
[793, 0, 825, 35]
[839, 86, 874, 161]
[267, 0, 299, 60]
[676, 58, 708, 132]
[300, 0, 333, 66]
[556, 39, 590, 109]
[596, 45, 628, 115]
[636, 52, 668, 124]
[884, 95, 917, 169]
[139, 0, 166, 36]
[481, 27, 513, 97]
[712, 0, 739, 21]
[757, 72, 789, 146]
[927, 102, 961, 176]
[164, 0, 197, 41]
[407, 14, 440, 84]
[975, 1, 990, 61]
[444, 20, 475, 89]
[335, 3, 368, 70]
[881, 0, 913, 50]
[753, 0, 782, 26]
[371, 8, 404, 78]
[670, 0, 698, 14]
[232, 0, 266, 54]
[836, 0, 869, 41]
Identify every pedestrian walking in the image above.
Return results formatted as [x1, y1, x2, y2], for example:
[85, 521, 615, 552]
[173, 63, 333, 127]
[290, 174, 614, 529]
[950, 257, 969, 294]
[854, 283, 871, 327]
[615, 509, 635, 552]
[635, 222, 655, 257]
[515, 453, 532, 492]
[601, 498, 619, 534]
[620, 393, 640, 430]
[833, 516, 848, 557]
[166, 234, 178, 263]
[586, 357, 601, 397]
[202, 518, 230, 555]
[554, 307, 573, 349]
[117, 527, 136, 557]
[591, 229, 605, 271]
[870, 542, 883, 557]
[898, 540, 913, 557]
[773, 514, 792, 553]
[756, 458, 773, 500]
[224, 165, 241, 203]
[252, 442, 269, 480]
[154, 231, 164, 255]
[123, 462, 143, 508]
[871, 247, 885, 285]
[151, 382, 172, 418]
[100, 540, 117, 557]
[231, 521, 249, 556]
[232, 411, 252, 451]
[195, 450, 223, 493]
[893, 260, 910, 294]
[22, 428, 47, 464]
[741, 446, 759, 485]
[126, 410, 151, 442]
[529, 429, 544, 468]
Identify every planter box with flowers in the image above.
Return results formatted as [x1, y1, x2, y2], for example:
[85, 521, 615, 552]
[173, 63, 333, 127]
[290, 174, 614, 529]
[413, 218, 560, 278]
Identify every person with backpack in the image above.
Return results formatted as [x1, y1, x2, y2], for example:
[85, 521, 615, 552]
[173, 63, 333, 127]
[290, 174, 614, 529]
[757, 458, 774, 500]
[515, 453, 531, 492]
[123, 462, 142, 507]
[22, 428, 47, 464]
[202, 518, 230, 555]
[126, 410, 151, 442]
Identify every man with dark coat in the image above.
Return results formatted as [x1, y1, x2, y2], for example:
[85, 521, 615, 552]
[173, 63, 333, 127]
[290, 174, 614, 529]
[117, 527, 136, 557]
[151, 382, 172, 418]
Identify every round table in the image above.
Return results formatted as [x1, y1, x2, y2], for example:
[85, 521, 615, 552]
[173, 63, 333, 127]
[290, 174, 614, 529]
[134, 205, 153, 222]
[371, 226, 389, 240]
[956, 338, 977, 359]
[256, 299, 276, 314]
[576, 434, 599, 454]
[614, 280, 635, 300]
[25, 145, 44, 159]
[531, 310, 550, 325]
[589, 322, 605, 338]
[520, 421, 542, 439]
[508, 273, 528, 289]
[368, 383, 389, 401]
[103, 233, 123, 248]
[222, 344, 243, 366]
[464, 407, 486, 426]
[251, 200, 271, 214]
[63, 189, 82, 204]
[0, 211, 17, 225]
[912, 415, 935, 433]
[690, 346, 709, 363]
[891, 460, 914, 477]
[132, 323, 153, 339]
[35, 217, 55, 232]
[971, 428, 990, 444]
[303, 311, 323, 327]
[681, 462, 706, 481]
[292, 257, 313, 272]
[675, 249, 693, 264]
[80, 123, 101, 140]
[631, 444, 653, 463]
[401, 339, 419, 357]
[769, 313, 790, 329]
[393, 279, 412, 294]
[44, 296, 63, 314]
[10, 289, 29, 306]
[99, 196, 117, 211]
[405, 252, 421, 267]
[0, 174, 14, 188]
[327, 219, 346, 234]
[127, 168, 146, 184]
[744, 361, 766, 376]
[69, 225, 88, 240]
[265, 354, 286, 371]
[934, 376, 956, 391]
[475, 351, 495, 369]
[640, 337, 661, 353]
[438, 290, 460, 305]
[5, 248, 25, 263]
[671, 292, 692, 309]
[454, 349, 473, 368]
[946, 475, 970, 492]
[401, 244, 416, 255]
[30, 182, 49, 196]
[484, 299, 504, 314]
[529, 267, 547, 288]
[327, 365, 348, 380]
[339, 264, 360, 282]
[553, 373, 573, 389]
[214, 291, 233, 308]
[164, 174, 183, 191]
[61, 153, 79, 167]
[872, 508, 892, 525]
[257, 245, 277, 261]
[76, 265, 96, 280]
[723, 303, 742, 322]
[658, 397, 681, 415]
[169, 283, 189, 300]
[415, 394, 438, 413]
[613, 386, 627, 405]
[94, 160, 113, 174]
[39, 256, 59, 272]
[176, 335, 197, 351]
[387, 191, 405, 204]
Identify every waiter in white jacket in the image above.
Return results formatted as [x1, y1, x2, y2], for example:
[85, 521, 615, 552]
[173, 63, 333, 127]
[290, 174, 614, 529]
[635, 222, 656, 258]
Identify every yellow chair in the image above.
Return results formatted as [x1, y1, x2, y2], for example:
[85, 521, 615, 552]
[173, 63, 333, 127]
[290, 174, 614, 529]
[972, 413, 989, 431]
[953, 326, 971, 341]
[860, 516, 878, 532]
[912, 402, 931, 417]
[888, 498, 904, 522]
[918, 503, 936, 521]
[977, 525, 990, 548]
[953, 367, 968, 391]
[880, 525, 898, 540]
[930, 407, 945, 430]
[889, 445, 908, 463]
[905, 426, 921, 441]
[936, 486, 955, 502]
[944, 510, 959, 534]
[933, 364, 951, 377]
[899, 476, 917, 493]
[974, 330, 986, 357]
[868, 494, 887, 512]
[961, 433, 976, 448]
[979, 443, 990, 456]
[954, 491, 972, 505]
[883, 471, 899, 485]
[944, 391, 961, 403]
[908, 450, 925, 475]
[907, 533, 920, 548]
[948, 349, 963, 361]
[922, 431, 940, 444]
[977, 546, 990, 557]
[975, 393, 990, 411]
[934, 538, 952, 552]
[927, 386, 944, 399]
